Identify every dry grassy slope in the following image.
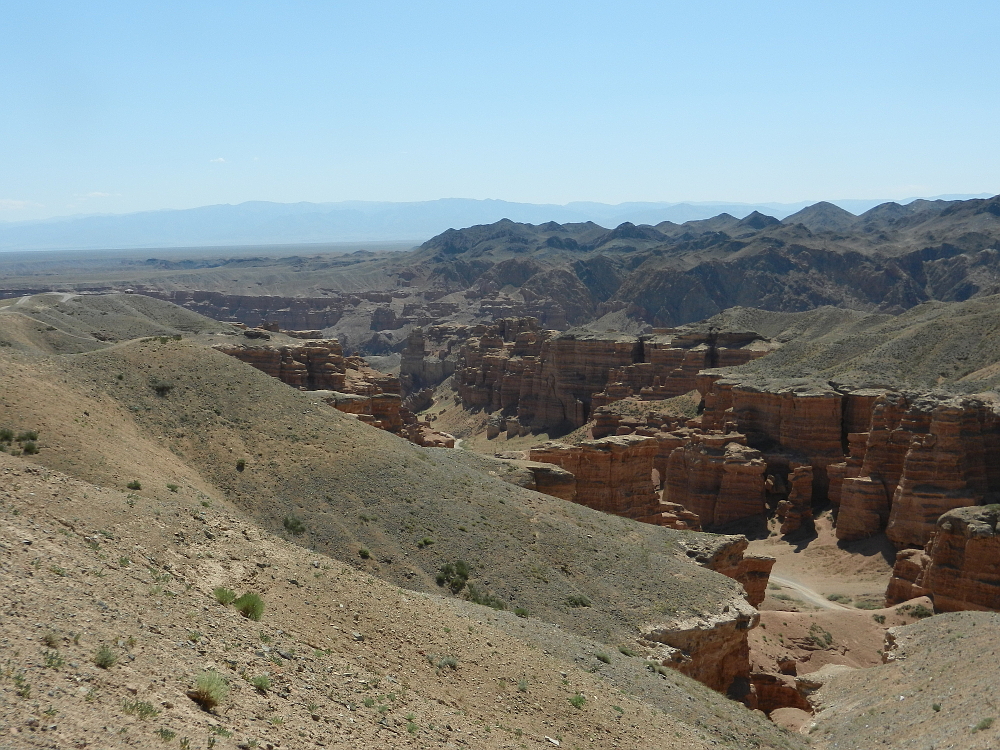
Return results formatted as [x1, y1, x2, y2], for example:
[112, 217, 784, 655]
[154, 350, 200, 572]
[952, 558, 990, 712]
[0, 453, 804, 750]
[809, 612, 1000, 749]
[705, 297, 1000, 392]
[0, 336, 747, 651]
[0, 293, 231, 354]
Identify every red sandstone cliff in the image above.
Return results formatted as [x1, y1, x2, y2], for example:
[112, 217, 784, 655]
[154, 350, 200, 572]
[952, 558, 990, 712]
[886, 505, 1000, 611]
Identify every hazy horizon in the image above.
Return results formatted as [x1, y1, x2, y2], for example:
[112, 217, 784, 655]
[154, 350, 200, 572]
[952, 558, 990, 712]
[3, 2, 998, 225]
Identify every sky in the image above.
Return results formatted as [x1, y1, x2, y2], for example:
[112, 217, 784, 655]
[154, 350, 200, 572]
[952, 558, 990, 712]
[2, 0, 999, 222]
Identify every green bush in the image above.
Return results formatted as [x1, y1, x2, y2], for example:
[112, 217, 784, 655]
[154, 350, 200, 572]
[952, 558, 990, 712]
[436, 560, 470, 593]
[235, 459, 246, 472]
[232, 592, 265, 621]
[93, 645, 117, 669]
[149, 378, 173, 396]
[213, 587, 237, 605]
[466, 583, 505, 610]
[126, 480, 142, 490]
[0, 428, 14, 442]
[569, 693, 586, 709]
[16, 431, 38, 442]
[21, 441, 38, 455]
[566, 594, 592, 608]
[595, 652, 611, 664]
[514, 607, 529, 618]
[872, 613, 886, 624]
[358, 547, 371, 559]
[251, 674, 271, 693]
[283, 515, 306, 536]
[189, 670, 229, 710]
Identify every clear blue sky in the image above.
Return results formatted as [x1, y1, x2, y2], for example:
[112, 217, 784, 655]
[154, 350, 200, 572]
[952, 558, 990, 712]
[3, 0, 998, 221]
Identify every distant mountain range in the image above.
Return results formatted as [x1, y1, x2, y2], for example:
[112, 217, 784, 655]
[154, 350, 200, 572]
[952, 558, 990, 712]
[0, 195, 993, 252]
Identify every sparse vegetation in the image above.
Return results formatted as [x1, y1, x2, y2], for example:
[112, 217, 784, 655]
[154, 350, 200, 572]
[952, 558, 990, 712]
[566, 594, 592, 608]
[872, 613, 886, 624]
[466, 583, 505, 610]
[213, 587, 237, 605]
[974, 717, 995, 732]
[93, 644, 117, 669]
[595, 652, 611, 664]
[251, 674, 271, 693]
[122, 699, 158, 719]
[126, 480, 142, 490]
[897, 603, 934, 619]
[618, 646, 639, 657]
[232, 592, 265, 621]
[188, 670, 229, 710]
[236, 459, 246, 472]
[514, 606, 529, 618]
[569, 693, 586, 709]
[436, 560, 470, 593]
[149, 377, 174, 396]
[826, 593, 851, 603]
[358, 547, 371, 559]
[283, 515, 306, 536]
[809, 623, 834, 648]
[166, 483, 179, 492]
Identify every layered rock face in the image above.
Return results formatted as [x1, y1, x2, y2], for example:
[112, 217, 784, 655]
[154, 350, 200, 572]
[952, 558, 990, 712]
[640, 596, 759, 699]
[662, 433, 767, 527]
[399, 326, 459, 395]
[886, 506, 1000, 611]
[691, 377, 1000, 543]
[145, 290, 348, 330]
[678, 536, 776, 608]
[457, 320, 774, 433]
[528, 436, 669, 525]
[214, 336, 455, 448]
[213, 339, 347, 390]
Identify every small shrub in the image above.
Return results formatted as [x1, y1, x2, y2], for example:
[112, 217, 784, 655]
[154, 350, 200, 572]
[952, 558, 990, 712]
[42, 631, 60, 648]
[213, 587, 237, 605]
[872, 613, 886, 624]
[514, 607, 529, 618]
[149, 378, 173, 397]
[595, 652, 611, 664]
[466, 583, 505, 610]
[417, 536, 434, 549]
[618, 646, 639, 657]
[358, 547, 371, 560]
[826, 593, 850, 603]
[283, 515, 306, 536]
[166, 483, 179, 492]
[436, 655, 458, 670]
[566, 594, 592, 608]
[364, 697, 375, 708]
[251, 674, 271, 693]
[235, 459, 246, 472]
[569, 693, 586, 709]
[0, 428, 13, 442]
[122, 699, 158, 719]
[188, 670, 229, 710]
[155, 728, 176, 741]
[932, 703, 941, 712]
[43, 650, 65, 669]
[232, 592, 265, 621]
[517, 678, 528, 693]
[126, 480, 142, 490]
[436, 560, 470, 593]
[94, 644, 117, 669]
[974, 717, 995, 732]
[21, 441, 38, 455]
[16, 431, 38, 442]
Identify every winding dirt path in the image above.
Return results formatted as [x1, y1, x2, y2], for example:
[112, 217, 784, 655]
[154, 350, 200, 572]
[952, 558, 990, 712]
[769, 574, 853, 610]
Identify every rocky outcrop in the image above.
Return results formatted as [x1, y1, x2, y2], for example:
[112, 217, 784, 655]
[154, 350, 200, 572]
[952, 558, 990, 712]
[886, 505, 1000, 611]
[215, 337, 456, 448]
[458, 320, 776, 433]
[213, 339, 347, 390]
[777, 464, 813, 535]
[662, 433, 767, 528]
[144, 290, 347, 330]
[399, 326, 458, 395]
[678, 536, 776, 608]
[639, 596, 759, 700]
[529, 436, 665, 524]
